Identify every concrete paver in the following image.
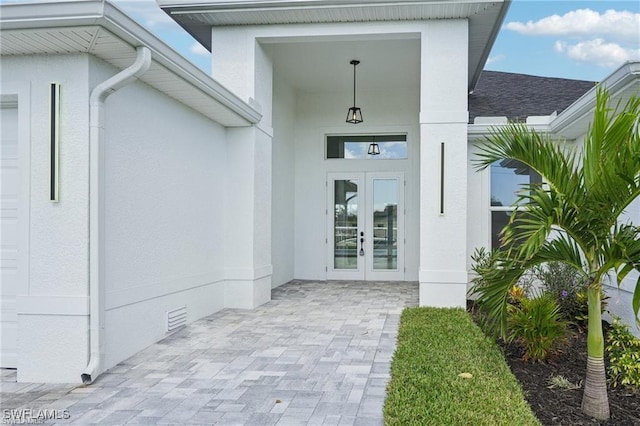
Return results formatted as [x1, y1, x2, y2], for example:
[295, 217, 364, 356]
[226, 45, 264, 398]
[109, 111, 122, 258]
[1, 280, 417, 425]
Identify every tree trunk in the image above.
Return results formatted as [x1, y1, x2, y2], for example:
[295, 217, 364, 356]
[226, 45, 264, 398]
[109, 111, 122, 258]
[581, 286, 609, 420]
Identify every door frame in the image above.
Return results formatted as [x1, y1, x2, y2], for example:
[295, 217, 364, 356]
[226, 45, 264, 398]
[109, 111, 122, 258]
[326, 171, 405, 281]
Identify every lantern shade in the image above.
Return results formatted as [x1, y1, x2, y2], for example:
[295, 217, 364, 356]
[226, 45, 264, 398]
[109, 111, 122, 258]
[346, 106, 363, 124]
[368, 142, 380, 155]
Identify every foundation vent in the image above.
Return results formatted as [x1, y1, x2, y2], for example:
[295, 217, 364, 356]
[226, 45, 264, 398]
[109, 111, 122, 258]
[167, 306, 187, 332]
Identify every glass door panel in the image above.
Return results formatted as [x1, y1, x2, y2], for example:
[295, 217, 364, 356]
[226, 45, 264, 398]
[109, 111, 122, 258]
[371, 179, 398, 270]
[334, 179, 359, 270]
[327, 172, 404, 281]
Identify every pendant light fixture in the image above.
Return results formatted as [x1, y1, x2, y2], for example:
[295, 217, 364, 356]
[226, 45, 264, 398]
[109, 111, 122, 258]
[367, 142, 380, 155]
[346, 60, 363, 124]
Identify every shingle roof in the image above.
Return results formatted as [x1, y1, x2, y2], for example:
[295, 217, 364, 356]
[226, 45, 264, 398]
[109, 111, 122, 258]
[469, 71, 596, 123]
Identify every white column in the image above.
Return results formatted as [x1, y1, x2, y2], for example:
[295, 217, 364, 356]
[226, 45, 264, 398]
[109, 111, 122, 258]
[419, 20, 469, 307]
[213, 29, 274, 308]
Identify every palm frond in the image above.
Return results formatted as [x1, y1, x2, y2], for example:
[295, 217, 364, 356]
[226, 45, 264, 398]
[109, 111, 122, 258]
[473, 124, 580, 197]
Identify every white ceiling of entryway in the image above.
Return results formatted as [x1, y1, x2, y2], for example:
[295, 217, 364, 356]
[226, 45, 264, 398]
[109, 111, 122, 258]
[270, 38, 421, 93]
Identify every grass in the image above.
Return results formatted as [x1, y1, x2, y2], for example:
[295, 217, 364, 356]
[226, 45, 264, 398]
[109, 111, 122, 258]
[384, 307, 540, 425]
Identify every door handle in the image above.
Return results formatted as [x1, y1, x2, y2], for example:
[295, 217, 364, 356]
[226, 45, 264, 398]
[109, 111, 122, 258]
[359, 232, 364, 256]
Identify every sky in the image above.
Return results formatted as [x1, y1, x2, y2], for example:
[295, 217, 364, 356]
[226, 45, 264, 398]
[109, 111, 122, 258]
[3, 0, 639, 82]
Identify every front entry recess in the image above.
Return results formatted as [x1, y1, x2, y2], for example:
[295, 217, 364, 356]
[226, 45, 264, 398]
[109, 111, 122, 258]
[328, 172, 404, 280]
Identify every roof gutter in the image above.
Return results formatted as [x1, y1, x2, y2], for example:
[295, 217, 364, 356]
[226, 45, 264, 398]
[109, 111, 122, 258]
[81, 45, 152, 385]
[0, 0, 261, 126]
[550, 61, 640, 137]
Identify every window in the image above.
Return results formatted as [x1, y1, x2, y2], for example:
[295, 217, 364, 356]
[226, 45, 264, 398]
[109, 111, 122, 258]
[326, 134, 407, 159]
[490, 159, 541, 249]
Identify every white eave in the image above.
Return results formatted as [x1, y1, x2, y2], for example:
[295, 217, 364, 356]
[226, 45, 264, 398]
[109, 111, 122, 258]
[467, 115, 553, 139]
[0, 0, 261, 127]
[158, 0, 511, 91]
[551, 61, 640, 140]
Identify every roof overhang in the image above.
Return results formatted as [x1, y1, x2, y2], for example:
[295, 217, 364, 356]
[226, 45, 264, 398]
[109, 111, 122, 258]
[551, 61, 640, 140]
[158, 0, 511, 91]
[0, 0, 261, 127]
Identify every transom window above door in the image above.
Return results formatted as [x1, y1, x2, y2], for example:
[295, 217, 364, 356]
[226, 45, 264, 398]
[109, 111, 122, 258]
[326, 134, 407, 159]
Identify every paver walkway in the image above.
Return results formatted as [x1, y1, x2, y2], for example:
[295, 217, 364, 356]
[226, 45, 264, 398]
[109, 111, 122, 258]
[1, 280, 418, 425]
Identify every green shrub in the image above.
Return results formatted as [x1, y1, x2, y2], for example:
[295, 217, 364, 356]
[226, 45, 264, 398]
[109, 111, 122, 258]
[533, 262, 586, 320]
[606, 317, 640, 390]
[470, 247, 535, 335]
[506, 292, 568, 362]
[384, 307, 540, 425]
[532, 262, 609, 322]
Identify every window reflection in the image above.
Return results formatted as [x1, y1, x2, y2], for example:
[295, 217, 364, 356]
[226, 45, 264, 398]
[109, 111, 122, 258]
[334, 180, 358, 269]
[491, 159, 542, 207]
[490, 160, 541, 249]
[372, 179, 398, 270]
[327, 135, 407, 159]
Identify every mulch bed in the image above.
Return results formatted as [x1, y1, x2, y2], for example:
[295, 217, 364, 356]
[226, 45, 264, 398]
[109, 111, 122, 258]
[467, 302, 640, 426]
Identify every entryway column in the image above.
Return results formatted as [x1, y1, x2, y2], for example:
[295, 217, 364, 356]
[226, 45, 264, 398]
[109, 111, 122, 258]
[212, 29, 273, 308]
[418, 20, 469, 307]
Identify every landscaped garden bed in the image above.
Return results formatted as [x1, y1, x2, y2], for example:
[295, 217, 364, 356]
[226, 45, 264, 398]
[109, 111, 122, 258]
[497, 321, 640, 425]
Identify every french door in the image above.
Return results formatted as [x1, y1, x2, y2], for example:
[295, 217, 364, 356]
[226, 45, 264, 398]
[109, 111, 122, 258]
[327, 172, 404, 280]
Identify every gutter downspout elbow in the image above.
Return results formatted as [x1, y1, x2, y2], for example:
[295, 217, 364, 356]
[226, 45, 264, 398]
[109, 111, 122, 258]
[82, 46, 151, 385]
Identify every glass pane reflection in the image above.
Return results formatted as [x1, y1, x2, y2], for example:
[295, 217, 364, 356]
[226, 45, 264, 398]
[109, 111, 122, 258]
[372, 179, 397, 270]
[491, 160, 542, 207]
[334, 180, 358, 269]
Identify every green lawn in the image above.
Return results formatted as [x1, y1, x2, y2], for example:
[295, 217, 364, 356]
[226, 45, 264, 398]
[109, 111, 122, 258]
[384, 307, 540, 425]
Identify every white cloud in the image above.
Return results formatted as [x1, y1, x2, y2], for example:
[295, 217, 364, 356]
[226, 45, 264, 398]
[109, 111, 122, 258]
[554, 39, 640, 68]
[190, 42, 210, 56]
[505, 9, 640, 43]
[506, 8, 639, 69]
[487, 54, 506, 64]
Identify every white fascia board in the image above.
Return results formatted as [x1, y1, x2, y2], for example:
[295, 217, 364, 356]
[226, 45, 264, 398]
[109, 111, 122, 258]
[469, 0, 510, 92]
[467, 122, 552, 139]
[99, 3, 262, 124]
[551, 61, 639, 138]
[0, 0, 261, 126]
[159, 0, 504, 10]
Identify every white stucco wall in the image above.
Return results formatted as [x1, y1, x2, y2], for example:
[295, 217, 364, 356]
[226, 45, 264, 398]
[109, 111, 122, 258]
[466, 141, 490, 273]
[607, 184, 640, 336]
[88, 56, 232, 369]
[211, 27, 274, 305]
[1, 54, 91, 382]
[419, 20, 469, 307]
[271, 74, 296, 287]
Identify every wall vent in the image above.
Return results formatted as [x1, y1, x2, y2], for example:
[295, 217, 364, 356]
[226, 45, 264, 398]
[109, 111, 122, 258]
[167, 306, 187, 332]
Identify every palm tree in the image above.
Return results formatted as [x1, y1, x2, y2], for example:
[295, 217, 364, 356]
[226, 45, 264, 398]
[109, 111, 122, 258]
[470, 88, 640, 420]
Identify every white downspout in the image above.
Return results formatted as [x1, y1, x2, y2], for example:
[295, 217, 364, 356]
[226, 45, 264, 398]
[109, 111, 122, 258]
[82, 46, 151, 384]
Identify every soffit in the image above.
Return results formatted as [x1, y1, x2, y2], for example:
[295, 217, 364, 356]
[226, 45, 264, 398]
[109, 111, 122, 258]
[160, 0, 509, 91]
[165, 1, 500, 26]
[272, 38, 420, 93]
[0, 1, 260, 127]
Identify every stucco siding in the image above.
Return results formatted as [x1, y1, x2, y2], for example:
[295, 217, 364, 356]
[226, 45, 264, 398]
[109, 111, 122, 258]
[2, 54, 91, 382]
[271, 74, 296, 288]
[92, 57, 229, 369]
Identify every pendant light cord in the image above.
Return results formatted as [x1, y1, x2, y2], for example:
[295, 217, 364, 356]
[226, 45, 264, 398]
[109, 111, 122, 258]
[353, 62, 357, 106]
